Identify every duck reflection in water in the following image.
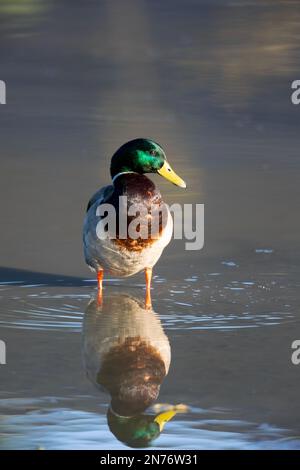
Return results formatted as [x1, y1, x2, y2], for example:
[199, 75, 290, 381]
[83, 291, 184, 448]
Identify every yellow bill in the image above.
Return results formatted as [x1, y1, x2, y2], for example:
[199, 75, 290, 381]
[158, 161, 186, 188]
[154, 409, 178, 431]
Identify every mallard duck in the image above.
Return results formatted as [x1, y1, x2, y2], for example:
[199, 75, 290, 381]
[83, 138, 186, 304]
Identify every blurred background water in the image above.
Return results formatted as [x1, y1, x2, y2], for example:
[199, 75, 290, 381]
[0, 0, 300, 449]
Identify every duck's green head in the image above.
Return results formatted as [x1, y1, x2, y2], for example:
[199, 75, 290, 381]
[110, 138, 186, 188]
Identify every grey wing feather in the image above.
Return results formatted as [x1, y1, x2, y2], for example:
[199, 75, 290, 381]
[86, 185, 114, 212]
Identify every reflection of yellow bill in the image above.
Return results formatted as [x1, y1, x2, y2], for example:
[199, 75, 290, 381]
[154, 409, 178, 431]
[158, 161, 186, 188]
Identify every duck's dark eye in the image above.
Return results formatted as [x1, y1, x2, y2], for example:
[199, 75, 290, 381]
[149, 149, 157, 156]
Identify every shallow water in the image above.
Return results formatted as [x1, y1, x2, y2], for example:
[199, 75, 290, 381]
[0, 258, 300, 449]
[1, 0, 300, 450]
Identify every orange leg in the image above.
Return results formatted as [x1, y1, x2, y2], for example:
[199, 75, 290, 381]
[97, 270, 104, 305]
[145, 267, 152, 309]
